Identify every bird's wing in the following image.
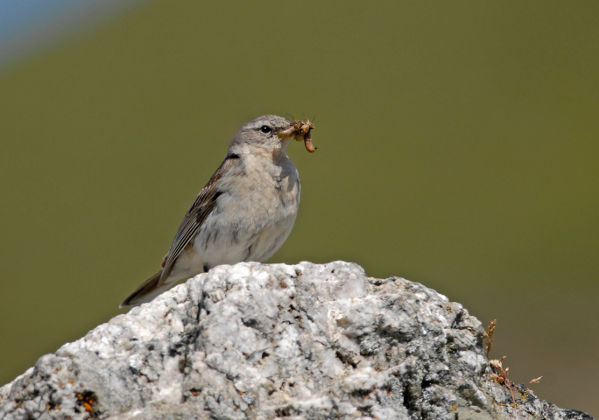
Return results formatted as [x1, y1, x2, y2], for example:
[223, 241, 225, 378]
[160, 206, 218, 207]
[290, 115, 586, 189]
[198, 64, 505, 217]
[159, 154, 239, 283]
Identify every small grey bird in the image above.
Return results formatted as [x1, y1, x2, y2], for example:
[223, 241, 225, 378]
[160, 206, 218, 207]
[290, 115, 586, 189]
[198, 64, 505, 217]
[121, 115, 312, 307]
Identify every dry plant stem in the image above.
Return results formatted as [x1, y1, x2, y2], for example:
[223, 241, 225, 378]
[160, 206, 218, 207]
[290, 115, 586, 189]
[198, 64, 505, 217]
[528, 376, 542, 385]
[489, 356, 519, 420]
[486, 321, 543, 420]
[484, 319, 497, 356]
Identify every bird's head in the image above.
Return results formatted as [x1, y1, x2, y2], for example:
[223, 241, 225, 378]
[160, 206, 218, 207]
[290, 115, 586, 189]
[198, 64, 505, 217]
[229, 115, 314, 158]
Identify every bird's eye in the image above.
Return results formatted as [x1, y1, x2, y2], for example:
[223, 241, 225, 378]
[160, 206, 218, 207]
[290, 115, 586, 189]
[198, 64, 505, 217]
[260, 125, 272, 134]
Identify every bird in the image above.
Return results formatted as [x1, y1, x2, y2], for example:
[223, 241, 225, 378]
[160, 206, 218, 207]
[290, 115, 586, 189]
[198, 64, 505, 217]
[120, 114, 312, 307]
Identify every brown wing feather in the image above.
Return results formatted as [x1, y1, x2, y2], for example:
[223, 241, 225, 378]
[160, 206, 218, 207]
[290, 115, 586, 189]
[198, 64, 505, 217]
[158, 156, 234, 283]
[120, 271, 161, 307]
[120, 155, 240, 307]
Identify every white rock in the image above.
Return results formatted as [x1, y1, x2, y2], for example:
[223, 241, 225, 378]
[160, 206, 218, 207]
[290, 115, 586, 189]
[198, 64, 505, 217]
[0, 262, 591, 420]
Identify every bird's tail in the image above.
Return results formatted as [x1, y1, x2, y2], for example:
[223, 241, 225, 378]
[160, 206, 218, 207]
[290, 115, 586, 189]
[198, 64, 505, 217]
[120, 271, 164, 308]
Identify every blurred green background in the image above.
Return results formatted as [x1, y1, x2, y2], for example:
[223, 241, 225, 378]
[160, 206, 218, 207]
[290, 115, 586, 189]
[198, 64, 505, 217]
[1, 0, 597, 415]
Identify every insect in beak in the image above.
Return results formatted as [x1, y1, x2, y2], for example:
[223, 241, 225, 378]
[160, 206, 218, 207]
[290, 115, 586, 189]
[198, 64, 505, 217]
[278, 119, 316, 153]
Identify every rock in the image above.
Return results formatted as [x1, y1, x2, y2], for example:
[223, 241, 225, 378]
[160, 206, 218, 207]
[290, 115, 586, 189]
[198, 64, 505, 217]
[0, 261, 593, 419]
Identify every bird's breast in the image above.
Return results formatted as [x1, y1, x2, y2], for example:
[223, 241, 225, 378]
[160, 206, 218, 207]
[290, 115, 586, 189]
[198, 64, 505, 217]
[224, 156, 300, 223]
[190, 156, 300, 263]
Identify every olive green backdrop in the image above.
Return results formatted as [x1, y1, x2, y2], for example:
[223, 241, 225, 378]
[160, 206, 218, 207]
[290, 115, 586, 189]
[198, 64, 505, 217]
[1, 0, 597, 415]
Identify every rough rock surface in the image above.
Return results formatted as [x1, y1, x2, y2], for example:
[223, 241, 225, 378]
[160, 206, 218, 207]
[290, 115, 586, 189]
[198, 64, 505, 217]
[0, 261, 593, 420]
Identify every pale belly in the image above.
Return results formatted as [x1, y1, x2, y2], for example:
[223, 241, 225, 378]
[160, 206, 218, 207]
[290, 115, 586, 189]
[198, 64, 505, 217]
[196, 210, 297, 265]
[167, 165, 300, 282]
